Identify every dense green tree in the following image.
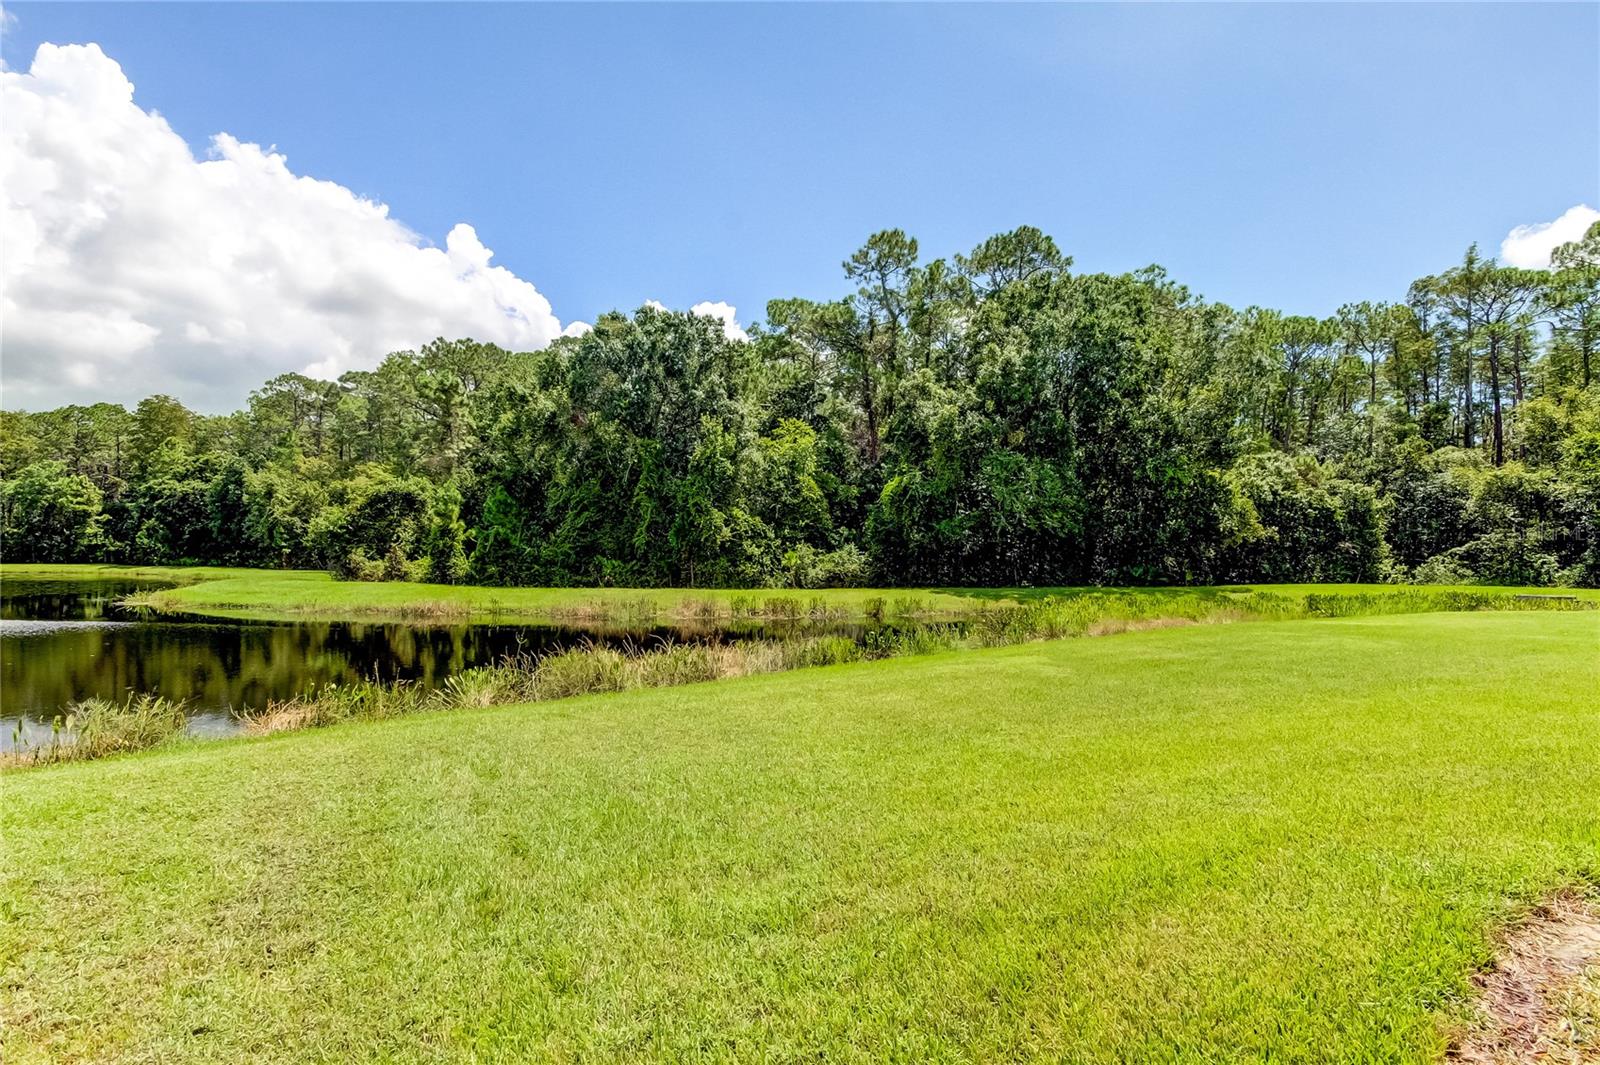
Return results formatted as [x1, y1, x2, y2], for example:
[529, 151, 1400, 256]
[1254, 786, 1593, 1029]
[0, 461, 106, 562]
[3, 226, 1596, 587]
[1547, 221, 1600, 389]
[1223, 454, 1381, 583]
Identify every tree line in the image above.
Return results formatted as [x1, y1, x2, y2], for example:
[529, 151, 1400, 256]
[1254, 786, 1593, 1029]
[4, 222, 1598, 588]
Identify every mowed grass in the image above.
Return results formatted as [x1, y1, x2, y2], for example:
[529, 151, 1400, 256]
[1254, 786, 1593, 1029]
[4, 562, 1596, 623]
[0, 564, 1006, 620]
[4, 612, 1598, 1062]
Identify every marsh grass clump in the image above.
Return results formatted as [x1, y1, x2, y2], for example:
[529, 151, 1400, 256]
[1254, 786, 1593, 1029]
[863, 624, 960, 658]
[549, 600, 609, 622]
[430, 667, 530, 710]
[247, 679, 432, 735]
[762, 596, 803, 619]
[672, 597, 723, 621]
[1229, 591, 1307, 621]
[9, 694, 190, 765]
[388, 601, 470, 621]
[532, 643, 632, 699]
[888, 595, 933, 617]
[780, 635, 864, 669]
[634, 643, 727, 687]
[232, 633, 876, 744]
[965, 591, 1305, 647]
[555, 596, 659, 623]
[804, 596, 849, 620]
[1305, 590, 1594, 618]
[69, 694, 189, 759]
[117, 589, 174, 613]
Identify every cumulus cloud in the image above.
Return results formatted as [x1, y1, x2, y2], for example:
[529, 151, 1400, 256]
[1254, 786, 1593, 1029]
[1500, 204, 1600, 269]
[688, 301, 750, 342]
[1, 43, 578, 410]
[639, 298, 748, 342]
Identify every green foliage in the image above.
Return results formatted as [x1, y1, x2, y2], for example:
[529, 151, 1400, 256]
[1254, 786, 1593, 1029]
[306, 465, 432, 572]
[3, 227, 1597, 587]
[1223, 453, 1382, 582]
[421, 486, 471, 584]
[0, 461, 105, 562]
[782, 542, 870, 589]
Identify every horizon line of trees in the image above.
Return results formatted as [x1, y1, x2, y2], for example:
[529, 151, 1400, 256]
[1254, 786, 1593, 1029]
[3, 221, 1598, 588]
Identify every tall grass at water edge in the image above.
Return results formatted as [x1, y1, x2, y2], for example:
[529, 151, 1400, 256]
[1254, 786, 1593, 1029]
[11, 589, 1591, 764]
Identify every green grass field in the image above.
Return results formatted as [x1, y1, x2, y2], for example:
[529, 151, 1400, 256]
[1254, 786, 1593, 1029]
[0, 563, 1010, 620]
[4, 610, 1598, 1062]
[4, 562, 1596, 623]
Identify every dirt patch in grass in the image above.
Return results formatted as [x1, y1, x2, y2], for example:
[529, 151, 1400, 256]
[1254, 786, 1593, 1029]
[1449, 890, 1600, 1064]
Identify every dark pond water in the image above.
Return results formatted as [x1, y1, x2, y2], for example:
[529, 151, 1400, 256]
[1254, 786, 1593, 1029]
[1, 578, 908, 751]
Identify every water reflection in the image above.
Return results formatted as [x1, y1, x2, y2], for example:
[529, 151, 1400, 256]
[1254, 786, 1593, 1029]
[0, 578, 903, 750]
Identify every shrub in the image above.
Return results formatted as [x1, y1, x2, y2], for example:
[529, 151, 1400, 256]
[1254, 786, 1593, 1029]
[1223, 453, 1382, 582]
[330, 548, 384, 582]
[1465, 533, 1561, 587]
[784, 543, 871, 589]
[381, 542, 413, 581]
[1412, 553, 1476, 585]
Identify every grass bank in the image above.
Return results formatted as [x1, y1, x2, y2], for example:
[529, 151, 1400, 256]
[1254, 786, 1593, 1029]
[0, 563, 307, 586]
[4, 562, 1596, 624]
[4, 611, 1598, 1061]
[2, 563, 1011, 621]
[12, 588, 1590, 766]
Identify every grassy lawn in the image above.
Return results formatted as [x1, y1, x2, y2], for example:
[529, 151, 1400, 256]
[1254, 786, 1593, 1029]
[0, 563, 1011, 620]
[4, 562, 1596, 623]
[4, 611, 1598, 1062]
[0, 563, 310, 586]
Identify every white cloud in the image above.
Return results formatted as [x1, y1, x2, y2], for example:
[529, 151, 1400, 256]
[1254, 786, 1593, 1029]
[1500, 204, 1600, 269]
[0, 43, 577, 411]
[639, 298, 748, 342]
[689, 300, 749, 342]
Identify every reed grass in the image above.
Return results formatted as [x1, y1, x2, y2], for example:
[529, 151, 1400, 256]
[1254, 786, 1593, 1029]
[6, 694, 190, 766]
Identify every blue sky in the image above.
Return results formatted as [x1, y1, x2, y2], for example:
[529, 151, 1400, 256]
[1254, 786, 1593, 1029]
[3, 2, 1597, 408]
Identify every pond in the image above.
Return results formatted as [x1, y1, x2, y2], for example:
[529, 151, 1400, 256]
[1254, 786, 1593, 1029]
[0, 578, 906, 751]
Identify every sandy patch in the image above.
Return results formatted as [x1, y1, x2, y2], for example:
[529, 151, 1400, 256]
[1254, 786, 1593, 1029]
[1449, 891, 1600, 1063]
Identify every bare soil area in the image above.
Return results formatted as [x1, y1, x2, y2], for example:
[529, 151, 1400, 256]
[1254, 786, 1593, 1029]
[1449, 891, 1600, 1064]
